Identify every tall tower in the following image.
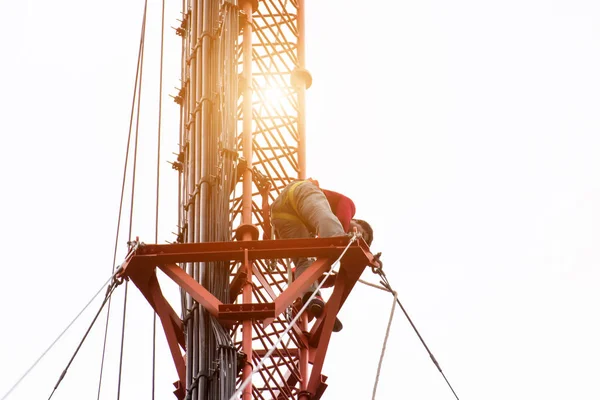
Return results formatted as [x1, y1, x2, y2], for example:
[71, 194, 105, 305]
[117, 1, 379, 399]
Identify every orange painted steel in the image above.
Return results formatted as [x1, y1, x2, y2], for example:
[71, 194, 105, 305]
[157, 0, 382, 397]
[241, 1, 255, 398]
[231, 1, 313, 394]
[118, 236, 380, 399]
[297, 0, 307, 180]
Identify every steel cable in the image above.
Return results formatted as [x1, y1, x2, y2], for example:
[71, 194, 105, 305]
[368, 268, 461, 400]
[369, 286, 397, 400]
[152, 0, 166, 398]
[0, 271, 121, 400]
[47, 278, 123, 400]
[95, 1, 149, 398]
[115, 1, 149, 398]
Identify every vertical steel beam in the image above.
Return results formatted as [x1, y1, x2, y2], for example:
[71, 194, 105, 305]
[295, 3, 310, 392]
[241, 1, 255, 399]
[297, 0, 306, 180]
[299, 313, 309, 393]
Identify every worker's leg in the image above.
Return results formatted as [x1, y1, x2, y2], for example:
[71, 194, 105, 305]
[271, 217, 320, 294]
[294, 182, 345, 238]
[271, 184, 344, 331]
[273, 181, 345, 292]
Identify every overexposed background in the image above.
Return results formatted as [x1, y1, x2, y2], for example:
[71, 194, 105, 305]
[1, 1, 599, 399]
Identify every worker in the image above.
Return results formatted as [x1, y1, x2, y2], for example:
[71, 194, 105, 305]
[270, 178, 373, 332]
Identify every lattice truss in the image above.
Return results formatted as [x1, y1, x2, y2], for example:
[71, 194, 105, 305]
[231, 0, 301, 228]
[231, 0, 307, 398]
[174, 0, 308, 397]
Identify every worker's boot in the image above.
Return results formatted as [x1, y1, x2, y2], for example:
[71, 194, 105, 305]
[302, 293, 343, 332]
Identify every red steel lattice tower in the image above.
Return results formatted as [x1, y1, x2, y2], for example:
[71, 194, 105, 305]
[117, 1, 380, 399]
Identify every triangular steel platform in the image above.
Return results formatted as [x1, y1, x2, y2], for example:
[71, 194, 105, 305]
[117, 235, 381, 399]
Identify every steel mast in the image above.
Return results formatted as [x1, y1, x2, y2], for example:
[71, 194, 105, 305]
[117, 1, 380, 399]
[179, 0, 311, 396]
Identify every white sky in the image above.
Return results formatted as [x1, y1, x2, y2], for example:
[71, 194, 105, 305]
[1, 1, 600, 399]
